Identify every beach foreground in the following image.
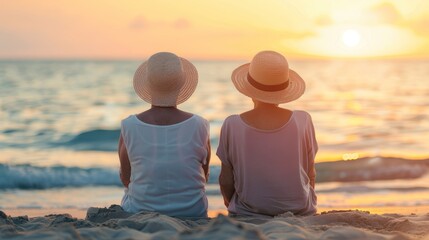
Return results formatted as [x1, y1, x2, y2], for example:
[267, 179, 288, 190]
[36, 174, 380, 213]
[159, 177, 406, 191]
[1, 205, 428, 240]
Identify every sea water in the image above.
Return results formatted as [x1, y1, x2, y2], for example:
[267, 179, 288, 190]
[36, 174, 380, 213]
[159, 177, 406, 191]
[1, 59, 429, 216]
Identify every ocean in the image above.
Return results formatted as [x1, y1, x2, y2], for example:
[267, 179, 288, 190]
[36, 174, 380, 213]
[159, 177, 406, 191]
[1, 59, 429, 217]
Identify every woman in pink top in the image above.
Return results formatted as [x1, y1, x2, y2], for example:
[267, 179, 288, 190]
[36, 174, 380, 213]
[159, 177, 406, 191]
[217, 51, 318, 217]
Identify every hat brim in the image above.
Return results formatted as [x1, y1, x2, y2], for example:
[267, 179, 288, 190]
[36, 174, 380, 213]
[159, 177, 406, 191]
[133, 57, 198, 106]
[231, 63, 305, 104]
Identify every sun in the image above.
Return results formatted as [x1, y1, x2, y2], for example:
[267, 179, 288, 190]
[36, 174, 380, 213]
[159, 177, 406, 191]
[342, 29, 361, 47]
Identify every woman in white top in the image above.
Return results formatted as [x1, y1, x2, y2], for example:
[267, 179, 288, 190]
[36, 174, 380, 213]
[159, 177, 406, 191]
[119, 52, 210, 218]
[217, 51, 318, 217]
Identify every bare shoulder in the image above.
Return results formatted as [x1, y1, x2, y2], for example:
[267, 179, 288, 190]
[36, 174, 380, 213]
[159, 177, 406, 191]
[176, 109, 194, 118]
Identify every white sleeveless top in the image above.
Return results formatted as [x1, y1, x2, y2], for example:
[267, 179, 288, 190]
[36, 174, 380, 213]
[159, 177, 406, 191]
[120, 114, 209, 217]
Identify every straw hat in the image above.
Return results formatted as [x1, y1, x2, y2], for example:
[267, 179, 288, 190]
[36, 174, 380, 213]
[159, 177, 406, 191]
[133, 52, 198, 106]
[231, 51, 305, 104]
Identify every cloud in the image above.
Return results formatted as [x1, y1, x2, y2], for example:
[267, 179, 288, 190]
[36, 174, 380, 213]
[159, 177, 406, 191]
[314, 2, 404, 26]
[173, 18, 190, 29]
[315, 15, 333, 26]
[409, 16, 429, 36]
[129, 16, 191, 30]
[129, 16, 147, 29]
[368, 2, 402, 24]
[282, 30, 315, 39]
[368, 2, 429, 36]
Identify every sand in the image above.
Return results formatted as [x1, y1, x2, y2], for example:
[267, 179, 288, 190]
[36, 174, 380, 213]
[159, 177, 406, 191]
[1, 205, 429, 240]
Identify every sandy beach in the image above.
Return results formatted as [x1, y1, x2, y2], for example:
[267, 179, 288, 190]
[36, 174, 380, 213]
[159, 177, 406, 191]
[1, 205, 429, 240]
[3, 0, 429, 239]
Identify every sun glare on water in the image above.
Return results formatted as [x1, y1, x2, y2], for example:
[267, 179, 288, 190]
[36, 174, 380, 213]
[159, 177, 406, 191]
[342, 29, 361, 47]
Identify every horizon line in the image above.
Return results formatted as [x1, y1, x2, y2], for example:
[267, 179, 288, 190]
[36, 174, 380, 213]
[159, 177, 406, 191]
[1, 55, 429, 62]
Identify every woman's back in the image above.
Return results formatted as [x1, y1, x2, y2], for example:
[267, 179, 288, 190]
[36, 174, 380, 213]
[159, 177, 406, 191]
[121, 114, 209, 217]
[217, 110, 317, 216]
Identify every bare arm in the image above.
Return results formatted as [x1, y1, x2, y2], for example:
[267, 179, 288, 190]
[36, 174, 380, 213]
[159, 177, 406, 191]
[308, 150, 316, 189]
[202, 140, 211, 183]
[219, 163, 235, 207]
[307, 115, 318, 189]
[118, 134, 131, 188]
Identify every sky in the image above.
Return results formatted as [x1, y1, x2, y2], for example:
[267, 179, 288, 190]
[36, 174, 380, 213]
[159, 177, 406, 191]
[1, 0, 429, 60]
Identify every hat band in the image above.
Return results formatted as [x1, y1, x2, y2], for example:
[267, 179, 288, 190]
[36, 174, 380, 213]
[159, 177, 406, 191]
[247, 73, 289, 92]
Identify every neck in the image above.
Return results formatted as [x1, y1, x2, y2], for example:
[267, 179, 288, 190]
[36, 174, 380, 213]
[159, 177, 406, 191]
[151, 105, 177, 110]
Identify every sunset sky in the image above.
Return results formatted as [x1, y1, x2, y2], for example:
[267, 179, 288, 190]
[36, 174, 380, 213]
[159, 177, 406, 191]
[1, 0, 429, 59]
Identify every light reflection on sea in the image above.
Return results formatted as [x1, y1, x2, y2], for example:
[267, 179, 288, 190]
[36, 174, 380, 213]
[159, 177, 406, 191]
[1, 59, 429, 166]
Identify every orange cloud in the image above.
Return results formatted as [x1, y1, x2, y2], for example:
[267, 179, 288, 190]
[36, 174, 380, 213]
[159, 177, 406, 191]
[129, 16, 191, 30]
[129, 16, 147, 29]
[368, 2, 402, 25]
[173, 18, 190, 29]
[368, 2, 429, 36]
[315, 15, 333, 26]
[410, 17, 429, 36]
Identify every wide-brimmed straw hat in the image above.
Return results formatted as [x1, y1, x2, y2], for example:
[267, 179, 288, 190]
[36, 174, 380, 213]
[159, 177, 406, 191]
[231, 51, 305, 104]
[133, 52, 198, 106]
